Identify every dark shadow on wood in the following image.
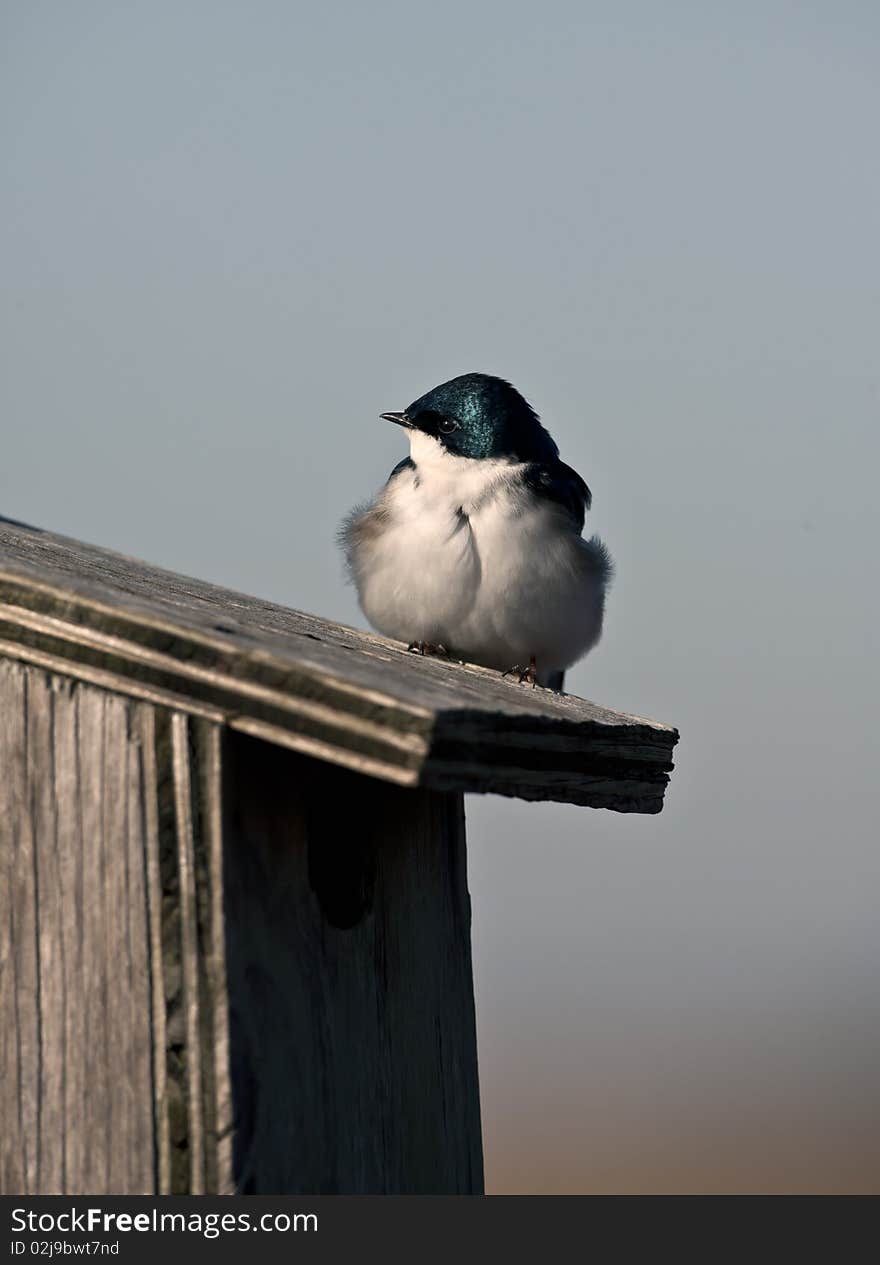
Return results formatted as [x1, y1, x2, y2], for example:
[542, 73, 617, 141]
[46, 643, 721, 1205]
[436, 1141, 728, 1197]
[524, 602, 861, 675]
[306, 764, 378, 930]
[222, 731, 483, 1194]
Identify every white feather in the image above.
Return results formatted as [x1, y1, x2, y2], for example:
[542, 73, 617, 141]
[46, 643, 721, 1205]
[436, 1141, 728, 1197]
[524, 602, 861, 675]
[344, 432, 609, 684]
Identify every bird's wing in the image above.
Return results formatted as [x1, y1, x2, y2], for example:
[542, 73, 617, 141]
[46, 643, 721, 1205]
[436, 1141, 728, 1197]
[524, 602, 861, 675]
[522, 460, 592, 531]
[386, 456, 416, 484]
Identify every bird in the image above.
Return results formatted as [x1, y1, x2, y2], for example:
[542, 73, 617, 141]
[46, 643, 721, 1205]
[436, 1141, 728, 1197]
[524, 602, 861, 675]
[341, 372, 612, 689]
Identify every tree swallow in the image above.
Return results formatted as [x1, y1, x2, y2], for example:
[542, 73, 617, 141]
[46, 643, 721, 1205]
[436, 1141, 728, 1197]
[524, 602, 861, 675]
[341, 373, 612, 689]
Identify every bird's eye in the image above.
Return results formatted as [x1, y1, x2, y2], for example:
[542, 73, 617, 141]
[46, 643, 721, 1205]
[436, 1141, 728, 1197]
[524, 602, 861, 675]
[438, 416, 460, 434]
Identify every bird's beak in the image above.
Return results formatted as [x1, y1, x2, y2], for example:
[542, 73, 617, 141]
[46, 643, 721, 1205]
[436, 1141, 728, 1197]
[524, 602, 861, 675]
[380, 411, 412, 429]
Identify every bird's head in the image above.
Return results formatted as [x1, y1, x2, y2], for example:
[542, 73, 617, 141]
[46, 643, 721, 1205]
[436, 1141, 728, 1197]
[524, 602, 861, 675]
[381, 373, 558, 463]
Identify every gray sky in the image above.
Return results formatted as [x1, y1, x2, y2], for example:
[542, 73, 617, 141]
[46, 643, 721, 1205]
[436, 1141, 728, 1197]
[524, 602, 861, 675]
[3, 1, 879, 1191]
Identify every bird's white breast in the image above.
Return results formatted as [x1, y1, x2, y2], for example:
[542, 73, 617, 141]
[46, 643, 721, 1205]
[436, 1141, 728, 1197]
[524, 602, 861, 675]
[347, 433, 607, 675]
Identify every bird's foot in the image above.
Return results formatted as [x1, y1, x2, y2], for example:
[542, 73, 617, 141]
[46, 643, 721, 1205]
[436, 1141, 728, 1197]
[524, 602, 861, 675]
[407, 641, 449, 657]
[502, 655, 538, 688]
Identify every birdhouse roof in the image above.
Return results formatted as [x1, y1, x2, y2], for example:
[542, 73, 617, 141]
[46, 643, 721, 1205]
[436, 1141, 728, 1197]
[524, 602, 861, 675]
[0, 517, 678, 812]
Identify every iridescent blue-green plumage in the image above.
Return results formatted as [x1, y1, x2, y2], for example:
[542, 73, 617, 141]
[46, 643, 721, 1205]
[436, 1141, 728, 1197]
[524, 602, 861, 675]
[405, 373, 593, 530]
[521, 461, 592, 532]
[405, 373, 559, 462]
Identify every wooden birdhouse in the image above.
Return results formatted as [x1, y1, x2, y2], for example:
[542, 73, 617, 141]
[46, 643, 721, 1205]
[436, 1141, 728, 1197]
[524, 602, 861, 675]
[0, 517, 678, 1195]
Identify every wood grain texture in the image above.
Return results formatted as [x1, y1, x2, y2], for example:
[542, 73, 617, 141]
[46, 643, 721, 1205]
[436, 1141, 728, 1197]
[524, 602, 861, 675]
[0, 662, 481, 1195]
[223, 732, 484, 1194]
[150, 710, 234, 1195]
[0, 661, 232, 1194]
[0, 516, 678, 812]
[0, 660, 154, 1193]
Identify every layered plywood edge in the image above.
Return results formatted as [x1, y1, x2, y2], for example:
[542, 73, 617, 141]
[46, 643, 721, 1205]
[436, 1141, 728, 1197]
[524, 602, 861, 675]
[0, 517, 678, 812]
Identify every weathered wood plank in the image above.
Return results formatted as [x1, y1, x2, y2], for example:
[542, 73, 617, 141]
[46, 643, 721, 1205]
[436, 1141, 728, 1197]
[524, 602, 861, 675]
[0, 662, 155, 1192]
[53, 681, 85, 1192]
[1, 659, 481, 1193]
[171, 713, 205, 1194]
[77, 683, 108, 1191]
[0, 662, 233, 1194]
[28, 673, 62, 1194]
[153, 711, 234, 1196]
[0, 517, 678, 812]
[192, 720, 235, 1195]
[223, 732, 484, 1194]
[0, 658, 38, 1192]
[139, 704, 172, 1194]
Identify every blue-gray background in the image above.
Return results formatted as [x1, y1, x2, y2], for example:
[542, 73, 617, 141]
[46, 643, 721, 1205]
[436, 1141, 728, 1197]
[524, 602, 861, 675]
[3, 1, 878, 1192]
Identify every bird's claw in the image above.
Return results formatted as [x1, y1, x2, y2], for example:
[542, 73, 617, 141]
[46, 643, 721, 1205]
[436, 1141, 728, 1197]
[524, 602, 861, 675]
[407, 641, 449, 657]
[502, 657, 538, 688]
